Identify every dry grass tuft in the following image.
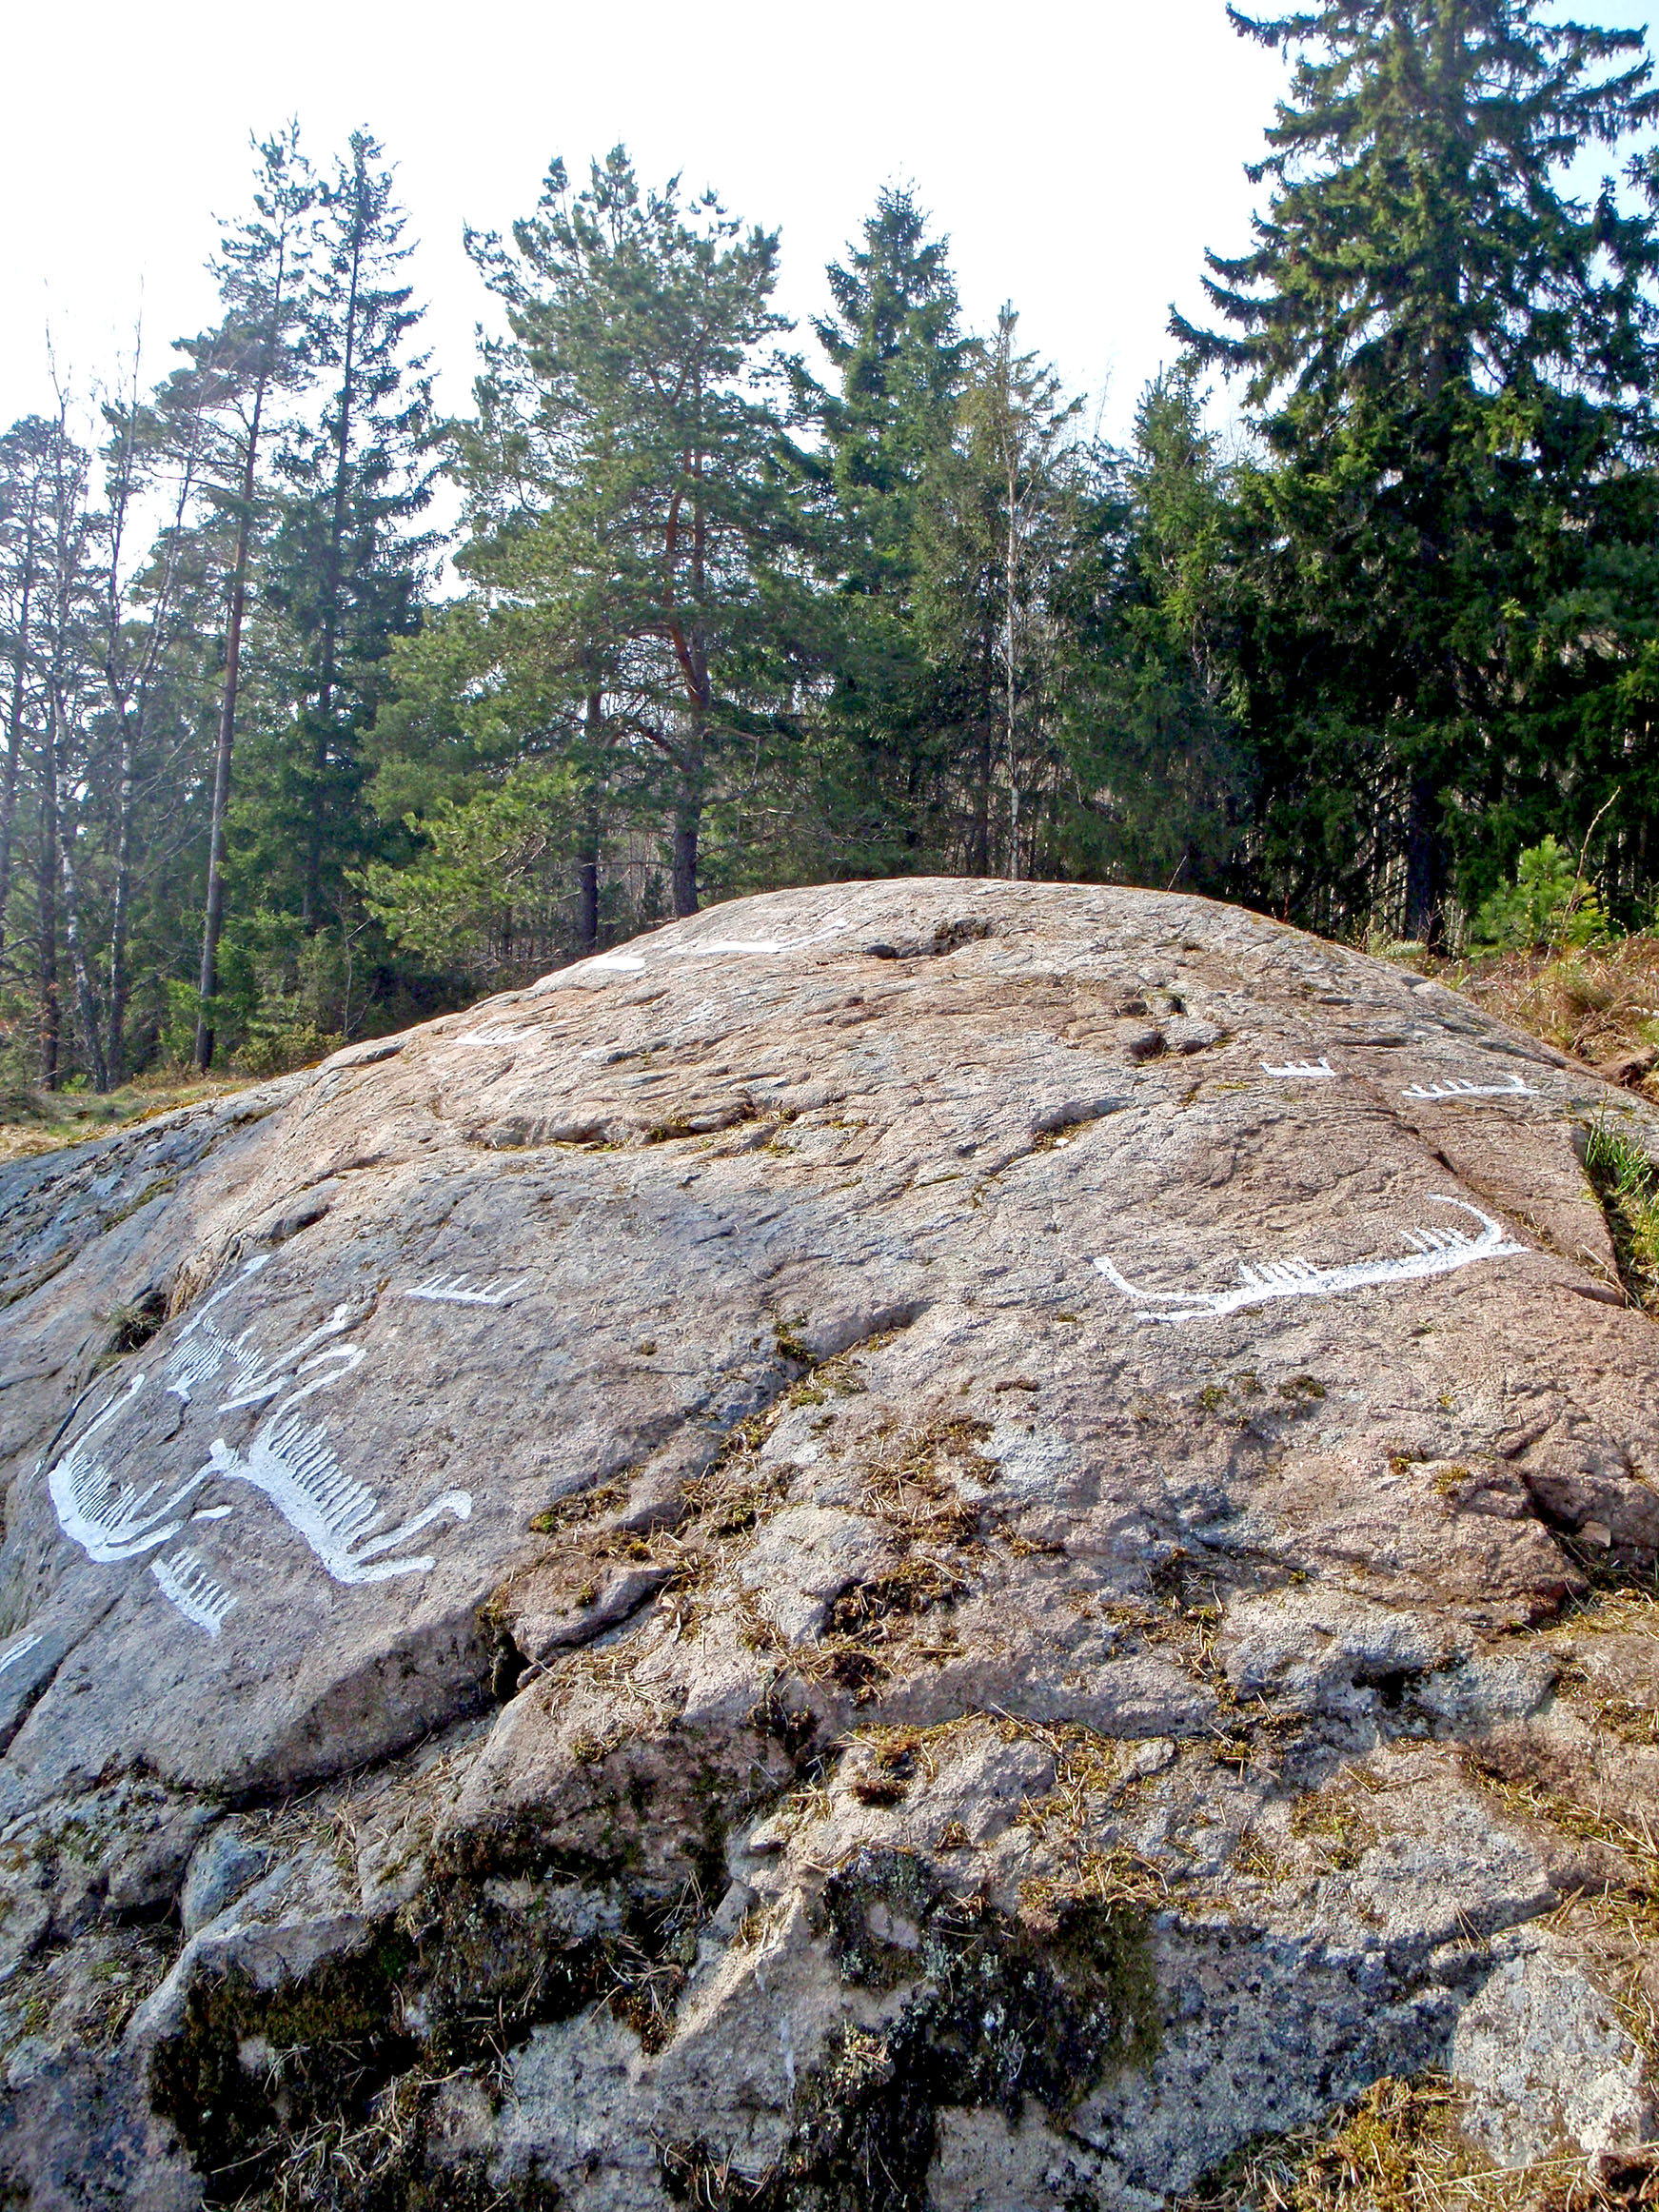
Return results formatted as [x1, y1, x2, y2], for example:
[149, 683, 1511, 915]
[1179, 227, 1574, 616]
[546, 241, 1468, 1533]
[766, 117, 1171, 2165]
[1180, 2073, 1659, 2212]
[1450, 936, 1659, 1076]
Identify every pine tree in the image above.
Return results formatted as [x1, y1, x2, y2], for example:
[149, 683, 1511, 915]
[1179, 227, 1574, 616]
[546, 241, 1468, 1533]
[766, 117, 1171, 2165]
[156, 123, 314, 1071]
[96, 335, 222, 1084]
[0, 418, 52, 991]
[446, 147, 810, 920]
[20, 394, 104, 1088]
[1175, 1, 1659, 937]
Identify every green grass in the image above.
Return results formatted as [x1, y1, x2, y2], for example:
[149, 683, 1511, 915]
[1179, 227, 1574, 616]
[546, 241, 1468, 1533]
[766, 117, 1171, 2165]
[1584, 1112, 1659, 1313]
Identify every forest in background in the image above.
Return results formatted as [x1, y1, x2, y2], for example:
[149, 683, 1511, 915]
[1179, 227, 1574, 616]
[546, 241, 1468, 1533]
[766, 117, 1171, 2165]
[7, 0, 1659, 1094]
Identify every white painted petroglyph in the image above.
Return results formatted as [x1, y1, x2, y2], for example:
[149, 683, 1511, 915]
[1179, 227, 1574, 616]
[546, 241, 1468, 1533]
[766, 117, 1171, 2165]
[206, 1413, 471, 1584]
[50, 1267, 473, 1593]
[164, 1257, 272, 1400]
[151, 1549, 238, 1637]
[163, 1333, 227, 1405]
[1095, 1197, 1527, 1326]
[48, 1373, 211, 1561]
[687, 919, 847, 958]
[405, 1272, 527, 1307]
[172, 1256, 272, 1338]
[1402, 1073, 1539, 1101]
[449, 1026, 525, 1049]
[536, 915, 847, 990]
[168, 1286, 365, 1413]
[216, 1313, 365, 1412]
[0, 1632, 42, 1676]
[1262, 1057, 1339, 1079]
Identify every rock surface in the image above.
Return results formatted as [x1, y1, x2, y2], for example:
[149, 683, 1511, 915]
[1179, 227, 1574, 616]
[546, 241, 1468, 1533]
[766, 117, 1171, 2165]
[0, 878, 1655, 2207]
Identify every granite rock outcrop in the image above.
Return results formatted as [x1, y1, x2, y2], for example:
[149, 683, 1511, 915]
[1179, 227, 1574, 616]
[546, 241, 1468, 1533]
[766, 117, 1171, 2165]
[0, 879, 1654, 2208]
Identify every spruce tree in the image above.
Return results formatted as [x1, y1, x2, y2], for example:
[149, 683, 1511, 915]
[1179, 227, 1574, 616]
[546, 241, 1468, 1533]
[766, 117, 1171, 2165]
[800, 188, 974, 868]
[811, 186, 971, 594]
[1053, 365, 1249, 896]
[1176, 1, 1659, 936]
[259, 131, 436, 955]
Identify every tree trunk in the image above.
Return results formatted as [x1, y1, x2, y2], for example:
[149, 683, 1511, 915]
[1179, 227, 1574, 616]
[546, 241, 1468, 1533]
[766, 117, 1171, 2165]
[0, 487, 38, 971]
[38, 720, 59, 1090]
[306, 196, 365, 935]
[578, 690, 602, 952]
[106, 714, 135, 1084]
[1005, 442, 1019, 882]
[194, 379, 267, 1076]
[969, 621, 994, 876]
[105, 365, 204, 1086]
[1404, 773, 1441, 944]
[672, 779, 701, 918]
[577, 846, 600, 951]
[58, 804, 108, 1092]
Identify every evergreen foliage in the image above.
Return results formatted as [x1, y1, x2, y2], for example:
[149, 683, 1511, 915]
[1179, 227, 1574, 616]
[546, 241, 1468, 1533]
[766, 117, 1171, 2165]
[1175, 0, 1659, 940]
[6, 15, 1659, 1094]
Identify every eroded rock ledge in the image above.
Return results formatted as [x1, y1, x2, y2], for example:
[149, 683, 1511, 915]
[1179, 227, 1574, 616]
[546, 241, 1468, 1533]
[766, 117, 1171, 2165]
[0, 880, 1653, 2209]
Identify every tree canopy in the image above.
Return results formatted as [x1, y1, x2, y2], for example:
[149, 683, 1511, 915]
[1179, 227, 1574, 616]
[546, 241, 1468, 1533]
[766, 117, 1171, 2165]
[5, 15, 1659, 1094]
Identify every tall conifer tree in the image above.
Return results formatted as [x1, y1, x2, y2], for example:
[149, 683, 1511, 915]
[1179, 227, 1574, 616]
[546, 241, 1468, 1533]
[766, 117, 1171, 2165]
[261, 131, 436, 945]
[158, 123, 314, 1071]
[453, 148, 808, 918]
[1176, 1, 1659, 936]
[802, 188, 973, 865]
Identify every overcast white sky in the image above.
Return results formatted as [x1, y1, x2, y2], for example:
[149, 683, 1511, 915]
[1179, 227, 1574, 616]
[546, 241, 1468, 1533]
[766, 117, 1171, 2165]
[3, 0, 1653, 455]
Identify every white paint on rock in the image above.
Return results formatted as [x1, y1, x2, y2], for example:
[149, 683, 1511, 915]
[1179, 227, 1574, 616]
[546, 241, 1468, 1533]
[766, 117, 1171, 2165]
[47, 1374, 210, 1562]
[1096, 1197, 1527, 1325]
[206, 1413, 471, 1586]
[534, 915, 847, 991]
[448, 1026, 528, 1050]
[1402, 1073, 1539, 1101]
[150, 1550, 238, 1638]
[0, 1633, 42, 1677]
[405, 1273, 528, 1307]
[52, 1271, 472, 1600]
[687, 920, 846, 958]
[1261, 1057, 1338, 1079]
[167, 1276, 363, 1412]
